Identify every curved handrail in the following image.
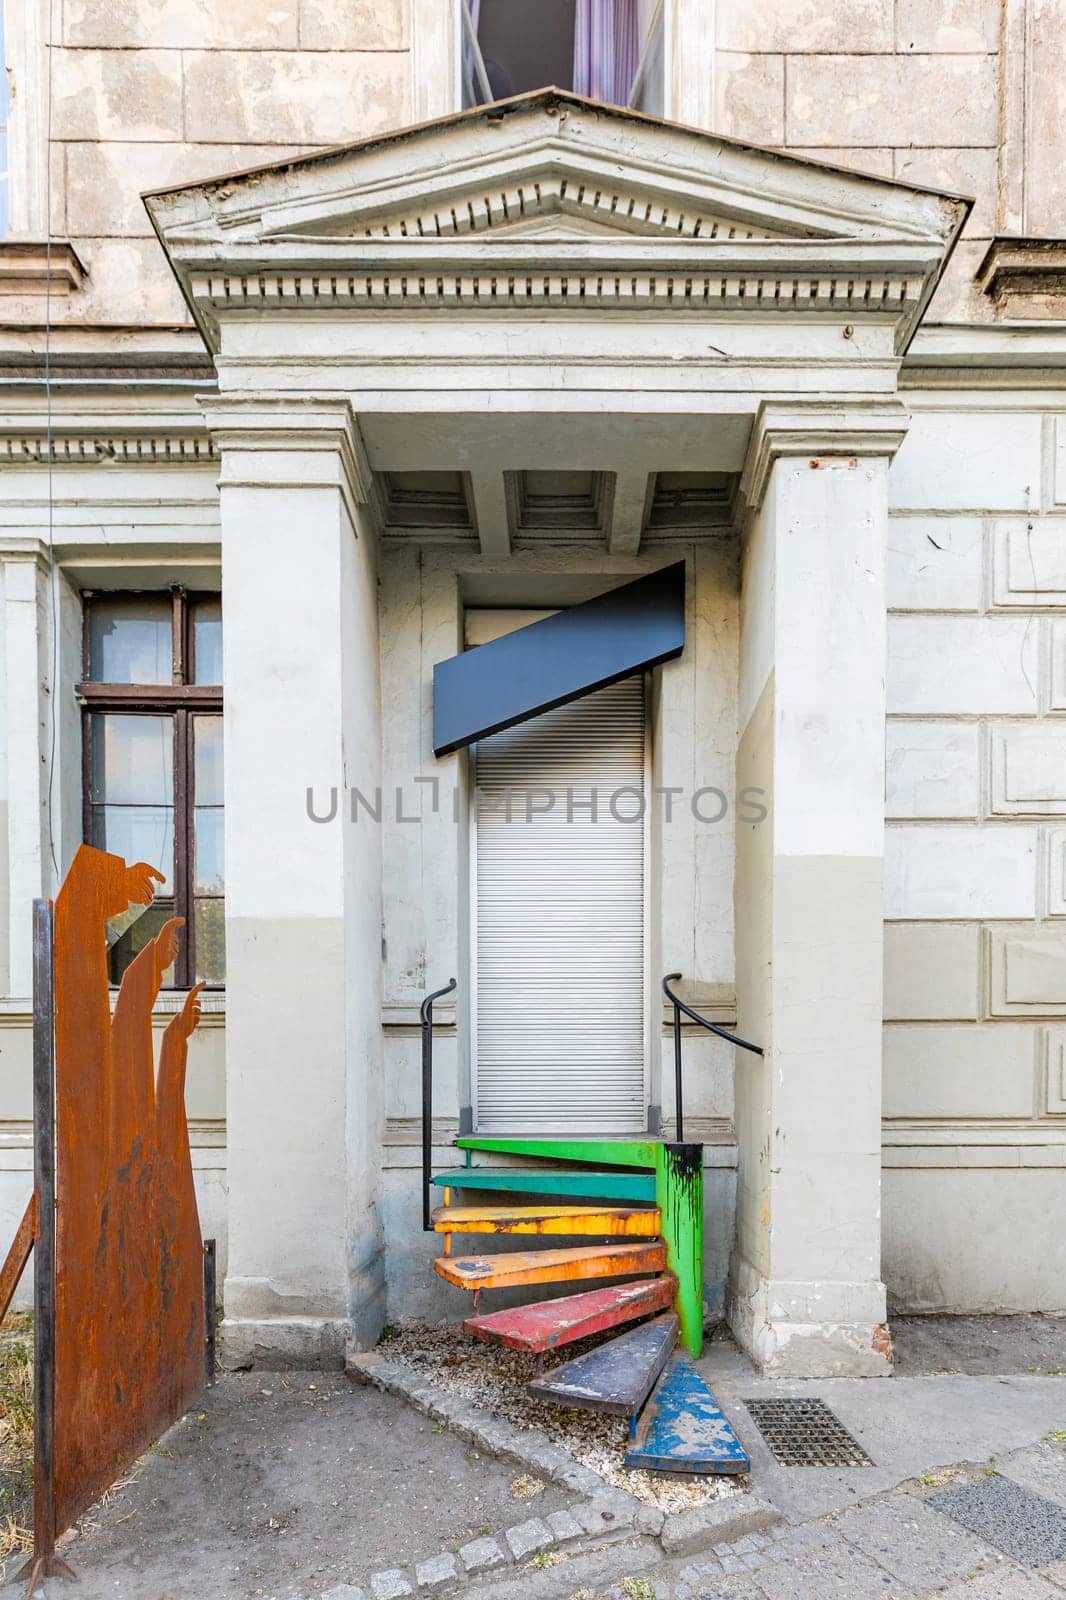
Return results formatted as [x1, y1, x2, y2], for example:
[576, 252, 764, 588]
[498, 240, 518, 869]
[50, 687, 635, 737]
[421, 978, 457, 1029]
[421, 979, 457, 1231]
[663, 972, 762, 1143]
[662, 974, 764, 1056]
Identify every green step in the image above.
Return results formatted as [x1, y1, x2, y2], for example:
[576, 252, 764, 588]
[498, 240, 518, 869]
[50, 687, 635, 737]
[432, 1168, 657, 1203]
[456, 1137, 659, 1170]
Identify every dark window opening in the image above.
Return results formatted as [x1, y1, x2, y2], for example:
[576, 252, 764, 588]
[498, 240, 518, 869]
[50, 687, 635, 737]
[461, 0, 665, 115]
[79, 589, 224, 990]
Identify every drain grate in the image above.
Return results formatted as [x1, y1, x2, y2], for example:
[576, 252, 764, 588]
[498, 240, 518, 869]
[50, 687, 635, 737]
[743, 1398, 873, 1467]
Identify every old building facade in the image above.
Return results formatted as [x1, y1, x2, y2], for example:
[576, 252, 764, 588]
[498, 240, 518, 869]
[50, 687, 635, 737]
[0, 0, 1064, 1375]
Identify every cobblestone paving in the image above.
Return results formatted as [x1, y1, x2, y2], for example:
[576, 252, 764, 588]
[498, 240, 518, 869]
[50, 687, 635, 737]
[599, 1459, 1066, 1600]
[239, 1432, 1066, 1600]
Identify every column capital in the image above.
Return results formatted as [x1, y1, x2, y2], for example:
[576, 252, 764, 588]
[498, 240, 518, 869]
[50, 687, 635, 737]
[198, 393, 373, 523]
[0, 537, 51, 571]
[739, 398, 910, 512]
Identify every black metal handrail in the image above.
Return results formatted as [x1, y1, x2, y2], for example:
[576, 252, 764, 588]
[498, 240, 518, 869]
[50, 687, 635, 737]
[421, 978, 457, 1230]
[662, 972, 763, 1142]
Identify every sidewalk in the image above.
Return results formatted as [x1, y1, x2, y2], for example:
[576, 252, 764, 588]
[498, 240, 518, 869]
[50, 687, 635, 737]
[6, 1316, 1066, 1600]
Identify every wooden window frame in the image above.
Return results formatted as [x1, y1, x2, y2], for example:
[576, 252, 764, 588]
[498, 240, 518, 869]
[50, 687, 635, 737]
[77, 587, 223, 991]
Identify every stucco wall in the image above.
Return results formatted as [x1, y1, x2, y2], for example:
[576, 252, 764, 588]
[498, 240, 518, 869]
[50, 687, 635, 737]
[712, 0, 1019, 324]
[881, 389, 1066, 1311]
[0, 0, 1064, 1332]
[6, 0, 1064, 330]
[5, 0, 411, 325]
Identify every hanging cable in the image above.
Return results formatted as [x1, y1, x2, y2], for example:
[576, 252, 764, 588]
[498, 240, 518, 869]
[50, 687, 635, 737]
[43, 0, 59, 881]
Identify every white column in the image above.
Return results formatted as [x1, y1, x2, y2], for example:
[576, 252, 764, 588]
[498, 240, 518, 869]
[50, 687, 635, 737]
[1, 542, 52, 1000]
[205, 397, 384, 1368]
[731, 400, 908, 1377]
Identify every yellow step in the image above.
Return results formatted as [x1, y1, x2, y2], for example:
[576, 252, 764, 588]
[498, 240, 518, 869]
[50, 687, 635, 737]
[433, 1240, 667, 1292]
[431, 1203, 661, 1238]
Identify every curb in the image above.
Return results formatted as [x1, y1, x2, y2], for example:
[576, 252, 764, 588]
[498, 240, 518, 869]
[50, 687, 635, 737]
[346, 1346, 784, 1596]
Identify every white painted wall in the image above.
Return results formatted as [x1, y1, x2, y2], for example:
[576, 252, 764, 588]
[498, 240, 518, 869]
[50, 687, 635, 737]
[883, 390, 1066, 1312]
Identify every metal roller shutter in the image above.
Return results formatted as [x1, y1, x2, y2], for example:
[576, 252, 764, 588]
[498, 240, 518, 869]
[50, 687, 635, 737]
[474, 675, 647, 1133]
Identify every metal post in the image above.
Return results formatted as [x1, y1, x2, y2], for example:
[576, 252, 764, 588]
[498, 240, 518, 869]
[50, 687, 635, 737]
[32, 899, 56, 1569]
[420, 979, 456, 1232]
[203, 1239, 217, 1381]
[22, 898, 75, 1592]
[421, 1000, 433, 1232]
[673, 998, 684, 1143]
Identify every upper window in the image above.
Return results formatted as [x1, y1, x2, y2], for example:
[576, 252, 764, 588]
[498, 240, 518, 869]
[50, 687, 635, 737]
[79, 590, 224, 990]
[461, 0, 665, 116]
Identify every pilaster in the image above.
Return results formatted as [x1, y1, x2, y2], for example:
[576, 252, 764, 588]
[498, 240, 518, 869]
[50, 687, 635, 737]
[731, 399, 908, 1376]
[1, 541, 52, 1000]
[203, 395, 384, 1368]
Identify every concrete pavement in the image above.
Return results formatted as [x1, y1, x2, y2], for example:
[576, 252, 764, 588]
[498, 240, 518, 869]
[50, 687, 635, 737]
[6, 1316, 1066, 1599]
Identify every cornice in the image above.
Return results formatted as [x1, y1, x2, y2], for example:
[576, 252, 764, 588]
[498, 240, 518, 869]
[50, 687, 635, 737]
[739, 398, 911, 511]
[0, 536, 50, 570]
[176, 242, 936, 353]
[976, 236, 1066, 318]
[0, 239, 86, 296]
[198, 394, 373, 522]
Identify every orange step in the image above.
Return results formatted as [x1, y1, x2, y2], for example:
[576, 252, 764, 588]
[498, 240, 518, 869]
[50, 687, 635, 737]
[434, 1240, 667, 1292]
[432, 1203, 661, 1238]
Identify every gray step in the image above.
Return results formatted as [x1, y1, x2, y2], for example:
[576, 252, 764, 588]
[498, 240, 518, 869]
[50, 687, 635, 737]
[527, 1312, 678, 1437]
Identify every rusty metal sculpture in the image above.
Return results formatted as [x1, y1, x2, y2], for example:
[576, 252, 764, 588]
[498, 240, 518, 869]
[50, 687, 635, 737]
[0, 846, 208, 1594]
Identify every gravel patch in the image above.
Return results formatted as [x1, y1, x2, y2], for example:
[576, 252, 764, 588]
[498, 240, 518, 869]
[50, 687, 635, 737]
[380, 1322, 745, 1516]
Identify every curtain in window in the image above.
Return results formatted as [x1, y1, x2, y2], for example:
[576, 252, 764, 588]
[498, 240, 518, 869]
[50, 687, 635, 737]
[572, 0, 640, 106]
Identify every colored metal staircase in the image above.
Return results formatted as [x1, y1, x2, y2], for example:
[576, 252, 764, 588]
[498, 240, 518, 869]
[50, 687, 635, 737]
[420, 979, 759, 1475]
[437, 1137, 705, 1357]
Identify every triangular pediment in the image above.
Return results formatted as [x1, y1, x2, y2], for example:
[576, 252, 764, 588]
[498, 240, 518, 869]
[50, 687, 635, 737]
[144, 89, 968, 351]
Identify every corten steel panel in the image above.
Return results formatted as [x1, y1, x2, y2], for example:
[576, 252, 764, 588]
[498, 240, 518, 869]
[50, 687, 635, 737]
[432, 561, 685, 756]
[52, 845, 205, 1537]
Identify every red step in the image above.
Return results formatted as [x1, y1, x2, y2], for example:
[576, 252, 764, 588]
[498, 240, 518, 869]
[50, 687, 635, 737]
[464, 1276, 676, 1354]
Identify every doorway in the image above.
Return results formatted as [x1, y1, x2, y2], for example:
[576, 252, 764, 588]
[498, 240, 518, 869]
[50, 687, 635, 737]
[471, 672, 649, 1134]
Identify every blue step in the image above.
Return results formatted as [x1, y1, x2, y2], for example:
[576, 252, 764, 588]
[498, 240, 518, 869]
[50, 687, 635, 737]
[528, 1313, 677, 1438]
[624, 1354, 750, 1475]
[432, 1168, 657, 1204]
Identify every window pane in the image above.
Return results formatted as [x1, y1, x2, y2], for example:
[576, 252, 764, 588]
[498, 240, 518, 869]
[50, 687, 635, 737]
[194, 808, 223, 895]
[90, 714, 173, 805]
[194, 898, 226, 985]
[629, 3, 664, 114]
[193, 597, 223, 684]
[193, 715, 223, 804]
[472, 0, 576, 100]
[91, 806, 174, 893]
[89, 594, 172, 684]
[106, 900, 177, 988]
